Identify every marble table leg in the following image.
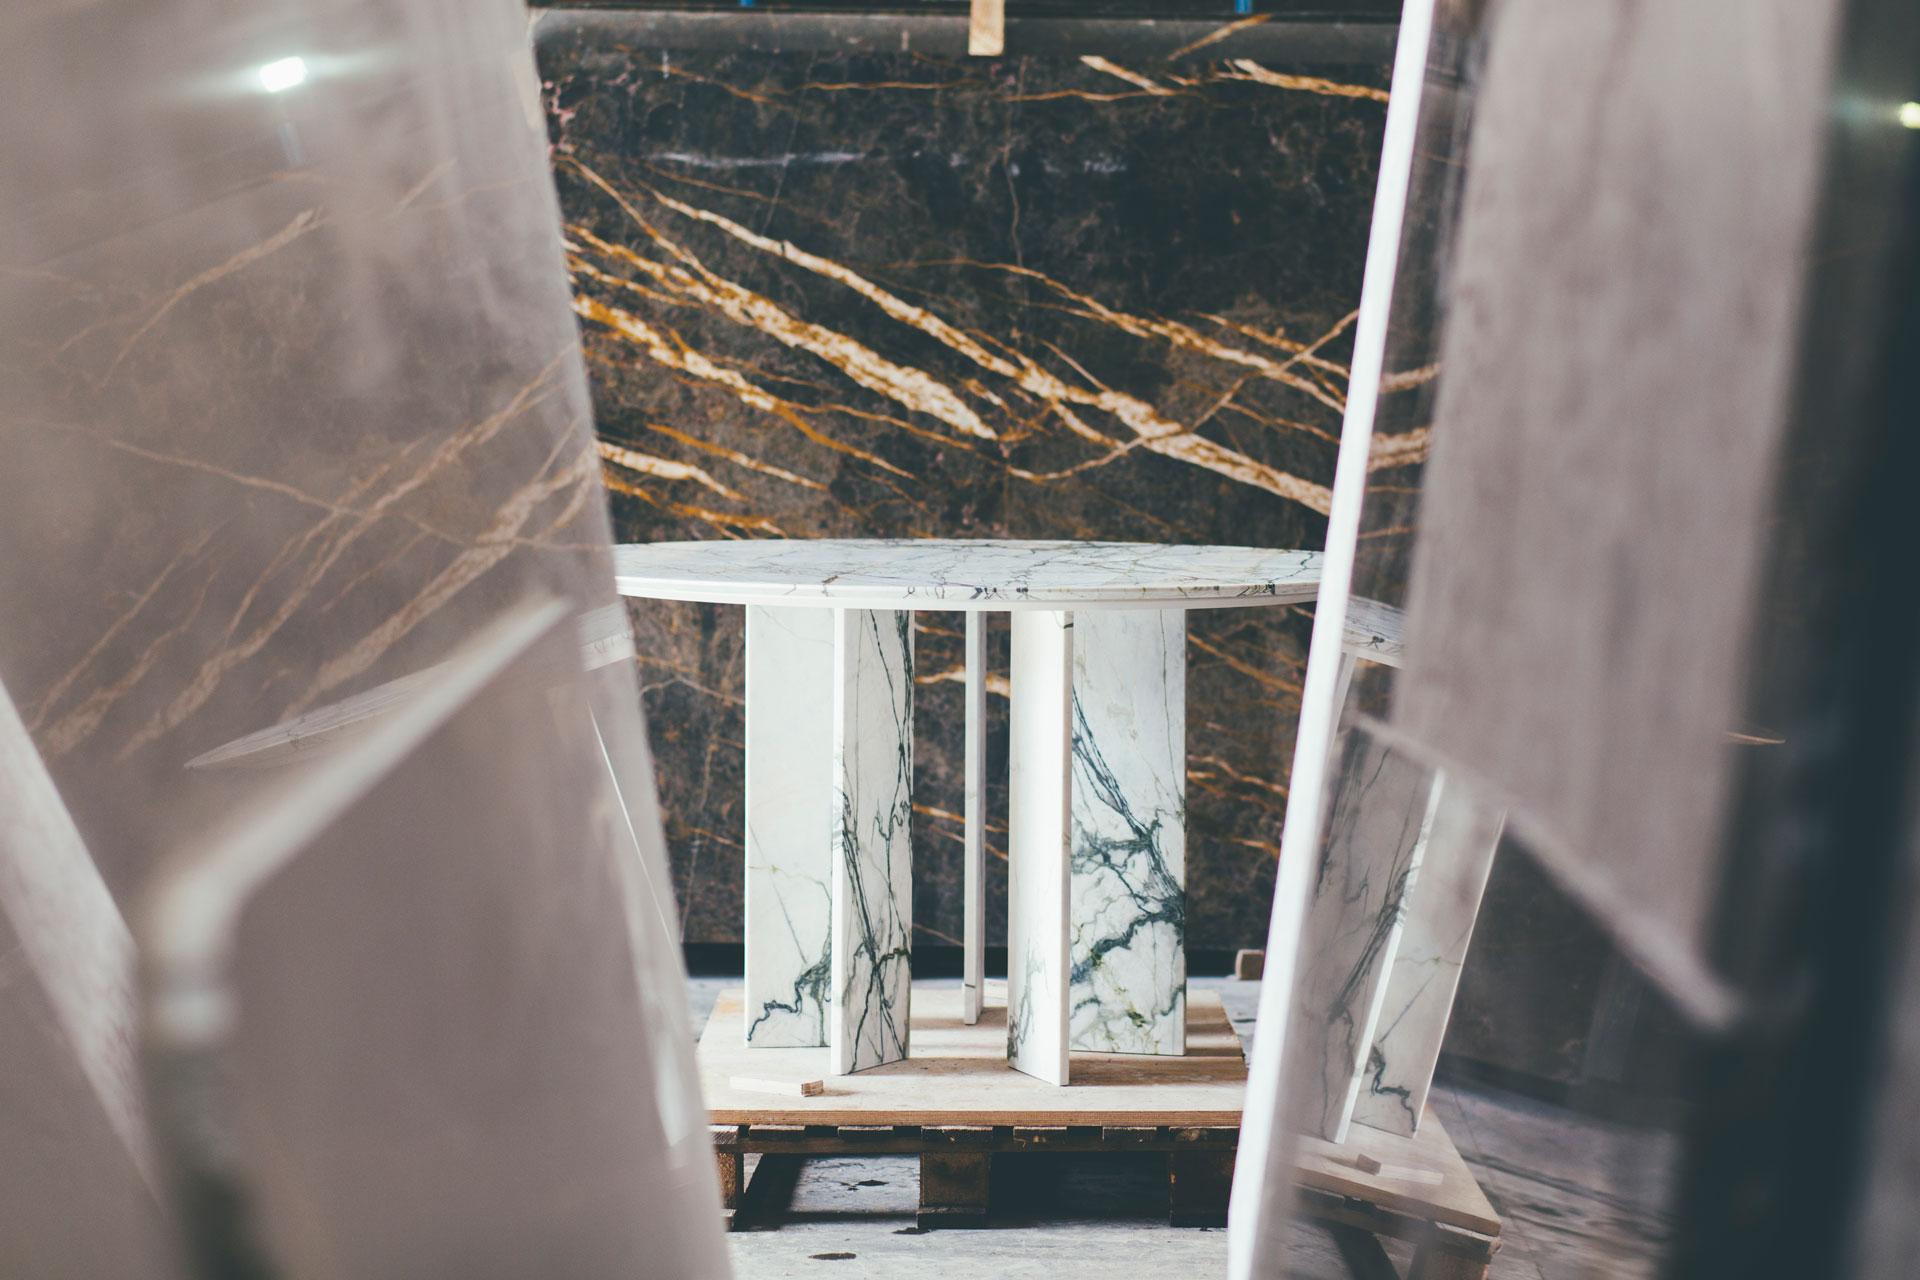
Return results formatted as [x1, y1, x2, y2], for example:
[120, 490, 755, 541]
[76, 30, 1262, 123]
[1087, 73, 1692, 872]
[743, 607, 835, 1047]
[830, 609, 915, 1075]
[963, 612, 987, 1026]
[1008, 610, 1073, 1085]
[1286, 726, 1442, 1142]
[1069, 608, 1187, 1056]
[1351, 780, 1504, 1136]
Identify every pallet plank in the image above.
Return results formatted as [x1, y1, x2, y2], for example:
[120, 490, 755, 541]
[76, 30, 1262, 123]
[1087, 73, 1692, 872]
[702, 985, 1243, 1127]
[698, 983, 1501, 1241]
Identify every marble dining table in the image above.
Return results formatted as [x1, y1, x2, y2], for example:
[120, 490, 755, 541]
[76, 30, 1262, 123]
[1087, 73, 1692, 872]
[612, 540, 1324, 1085]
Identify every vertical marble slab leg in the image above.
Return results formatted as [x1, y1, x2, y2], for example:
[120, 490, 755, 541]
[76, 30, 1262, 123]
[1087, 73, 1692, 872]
[1069, 609, 1187, 1055]
[744, 607, 835, 1047]
[1352, 781, 1505, 1136]
[963, 611, 987, 1026]
[1284, 727, 1441, 1142]
[830, 609, 914, 1075]
[1007, 610, 1073, 1086]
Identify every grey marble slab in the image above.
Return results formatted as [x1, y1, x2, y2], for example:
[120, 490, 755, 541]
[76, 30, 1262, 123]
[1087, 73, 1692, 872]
[0, 676, 170, 1277]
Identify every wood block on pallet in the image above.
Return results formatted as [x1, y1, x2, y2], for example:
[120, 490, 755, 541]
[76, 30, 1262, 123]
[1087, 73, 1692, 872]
[919, 1151, 992, 1230]
[712, 1125, 745, 1217]
[1168, 1147, 1236, 1228]
[730, 1153, 806, 1233]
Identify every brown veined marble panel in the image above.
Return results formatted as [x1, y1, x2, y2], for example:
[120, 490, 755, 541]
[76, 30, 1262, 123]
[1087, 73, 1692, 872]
[537, 30, 1389, 947]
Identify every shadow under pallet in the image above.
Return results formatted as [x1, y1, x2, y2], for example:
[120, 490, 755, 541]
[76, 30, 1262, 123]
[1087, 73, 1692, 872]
[698, 985, 1502, 1277]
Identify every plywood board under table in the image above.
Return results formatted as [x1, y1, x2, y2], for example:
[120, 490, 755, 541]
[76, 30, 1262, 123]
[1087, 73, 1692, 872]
[697, 983, 1500, 1239]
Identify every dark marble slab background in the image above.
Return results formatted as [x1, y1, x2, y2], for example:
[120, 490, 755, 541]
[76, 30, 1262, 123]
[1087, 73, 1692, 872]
[534, 13, 1391, 949]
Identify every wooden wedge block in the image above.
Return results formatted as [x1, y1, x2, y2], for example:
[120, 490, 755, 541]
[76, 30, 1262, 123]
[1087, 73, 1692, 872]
[728, 1074, 824, 1098]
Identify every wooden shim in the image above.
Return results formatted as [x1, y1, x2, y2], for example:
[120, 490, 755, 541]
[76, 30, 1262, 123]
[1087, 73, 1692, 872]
[968, 0, 1004, 56]
[729, 1075, 823, 1098]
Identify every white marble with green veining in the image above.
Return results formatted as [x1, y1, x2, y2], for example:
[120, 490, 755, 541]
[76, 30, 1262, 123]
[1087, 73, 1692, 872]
[1069, 609, 1187, 1056]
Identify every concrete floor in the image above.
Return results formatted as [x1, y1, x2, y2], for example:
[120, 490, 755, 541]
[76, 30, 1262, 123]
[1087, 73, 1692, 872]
[686, 977, 1676, 1279]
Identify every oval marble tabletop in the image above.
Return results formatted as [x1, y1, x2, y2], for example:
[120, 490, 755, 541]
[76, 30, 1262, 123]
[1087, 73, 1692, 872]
[611, 539, 1323, 611]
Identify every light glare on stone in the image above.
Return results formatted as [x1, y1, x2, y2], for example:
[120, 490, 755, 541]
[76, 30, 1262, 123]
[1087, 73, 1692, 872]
[259, 55, 307, 94]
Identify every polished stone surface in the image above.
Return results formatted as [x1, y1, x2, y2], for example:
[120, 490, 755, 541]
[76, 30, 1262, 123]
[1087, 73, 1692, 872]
[1070, 608, 1188, 1055]
[537, 19, 1389, 947]
[743, 606, 835, 1047]
[0, 1, 730, 1270]
[614, 539, 1321, 609]
[1007, 610, 1074, 1084]
[830, 609, 916, 1073]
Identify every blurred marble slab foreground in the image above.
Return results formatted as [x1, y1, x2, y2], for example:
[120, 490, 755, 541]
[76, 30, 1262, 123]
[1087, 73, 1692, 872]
[1284, 727, 1440, 1143]
[1352, 779, 1504, 1136]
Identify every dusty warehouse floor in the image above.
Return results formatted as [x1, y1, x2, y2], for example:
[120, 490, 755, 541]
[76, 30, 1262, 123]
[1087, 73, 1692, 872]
[684, 978, 1675, 1280]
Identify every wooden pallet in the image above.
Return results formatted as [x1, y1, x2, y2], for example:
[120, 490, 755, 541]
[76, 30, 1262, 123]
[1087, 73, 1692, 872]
[698, 985, 1500, 1278]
